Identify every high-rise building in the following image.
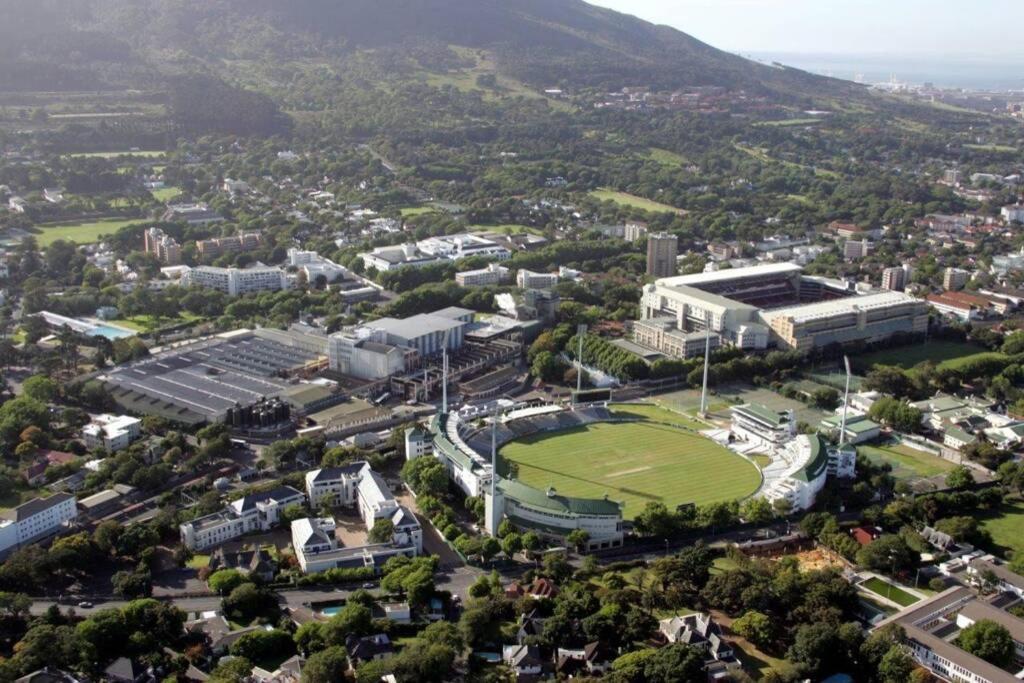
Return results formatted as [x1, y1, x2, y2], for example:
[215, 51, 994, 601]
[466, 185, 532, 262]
[646, 232, 678, 278]
[143, 227, 181, 265]
[624, 221, 649, 242]
[881, 266, 907, 291]
[843, 239, 871, 260]
[943, 267, 970, 291]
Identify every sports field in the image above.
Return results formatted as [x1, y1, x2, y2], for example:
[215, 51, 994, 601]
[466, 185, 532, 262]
[590, 189, 685, 214]
[856, 340, 984, 371]
[979, 501, 1024, 561]
[500, 417, 761, 519]
[33, 218, 142, 246]
[859, 442, 954, 480]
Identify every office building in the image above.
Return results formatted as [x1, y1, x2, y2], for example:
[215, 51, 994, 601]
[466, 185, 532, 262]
[416, 233, 511, 261]
[360, 244, 447, 272]
[287, 248, 348, 283]
[81, 414, 142, 453]
[516, 269, 560, 290]
[456, 263, 510, 287]
[196, 232, 262, 259]
[143, 227, 181, 265]
[646, 233, 678, 278]
[0, 493, 78, 556]
[181, 265, 289, 295]
[944, 267, 970, 291]
[180, 486, 305, 550]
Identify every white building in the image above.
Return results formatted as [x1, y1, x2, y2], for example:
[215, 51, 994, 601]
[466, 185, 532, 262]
[416, 233, 511, 261]
[287, 248, 348, 284]
[456, 263, 510, 287]
[293, 463, 421, 573]
[360, 244, 446, 272]
[1001, 204, 1024, 224]
[516, 269, 560, 290]
[82, 414, 142, 452]
[730, 404, 797, 452]
[182, 265, 290, 296]
[404, 428, 432, 460]
[179, 486, 305, 551]
[758, 435, 848, 511]
[0, 493, 78, 556]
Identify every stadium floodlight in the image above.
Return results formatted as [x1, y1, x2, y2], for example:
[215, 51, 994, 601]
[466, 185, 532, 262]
[699, 311, 712, 418]
[441, 329, 450, 416]
[490, 401, 498, 499]
[839, 355, 852, 446]
[575, 323, 587, 401]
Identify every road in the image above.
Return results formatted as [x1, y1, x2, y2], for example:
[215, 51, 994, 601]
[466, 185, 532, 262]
[29, 566, 481, 616]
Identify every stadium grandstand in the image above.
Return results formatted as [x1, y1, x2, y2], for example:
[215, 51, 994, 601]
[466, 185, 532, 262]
[425, 403, 625, 550]
[638, 263, 929, 355]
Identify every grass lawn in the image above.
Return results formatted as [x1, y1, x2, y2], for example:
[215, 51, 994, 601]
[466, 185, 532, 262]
[964, 143, 1017, 153]
[610, 402, 707, 431]
[856, 340, 985, 371]
[589, 189, 685, 215]
[399, 206, 437, 217]
[860, 577, 920, 607]
[644, 147, 689, 167]
[469, 224, 545, 236]
[858, 442, 954, 480]
[109, 312, 202, 333]
[33, 218, 142, 246]
[754, 118, 823, 127]
[68, 150, 166, 159]
[978, 500, 1024, 561]
[500, 420, 761, 519]
[151, 186, 182, 202]
[187, 554, 210, 569]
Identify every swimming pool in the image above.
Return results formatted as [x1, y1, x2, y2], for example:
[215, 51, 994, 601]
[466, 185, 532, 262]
[90, 324, 136, 340]
[319, 606, 342, 617]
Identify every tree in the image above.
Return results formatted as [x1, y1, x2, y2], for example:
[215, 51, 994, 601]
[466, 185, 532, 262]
[956, 619, 1015, 668]
[208, 656, 254, 683]
[733, 610, 774, 650]
[641, 643, 705, 683]
[501, 532, 523, 556]
[367, 519, 395, 544]
[230, 628, 295, 662]
[480, 536, 501, 561]
[878, 645, 916, 683]
[323, 603, 373, 645]
[21, 375, 58, 403]
[633, 502, 681, 538]
[946, 465, 975, 490]
[856, 534, 916, 575]
[740, 498, 775, 524]
[208, 569, 248, 595]
[222, 583, 277, 622]
[112, 570, 151, 598]
[280, 503, 308, 524]
[301, 646, 348, 683]
[787, 622, 847, 678]
[521, 531, 541, 553]
[566, 529, 590, 552]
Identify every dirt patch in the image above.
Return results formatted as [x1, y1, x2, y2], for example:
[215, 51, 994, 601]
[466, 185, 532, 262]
[333, 511, 369, 548]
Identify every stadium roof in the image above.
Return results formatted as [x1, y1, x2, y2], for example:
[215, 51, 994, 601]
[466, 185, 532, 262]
[498, 478, 623, 517]
[792, 435, 829, 483]
[732, 403, 789, 427]
[651, 283, 759, 315]
[655, 262, 802, 288]
[759, 291, 922, 325]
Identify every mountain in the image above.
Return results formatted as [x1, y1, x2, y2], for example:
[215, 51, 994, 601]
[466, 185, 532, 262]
[0, 0, 860, 100]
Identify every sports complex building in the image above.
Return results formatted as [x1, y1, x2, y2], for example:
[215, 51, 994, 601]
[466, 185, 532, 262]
[638, 263, 929, 353]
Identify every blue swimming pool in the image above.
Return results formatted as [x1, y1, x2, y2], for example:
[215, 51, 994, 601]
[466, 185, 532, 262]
[90, 324, 136, 340]
[319, 606, 342, 617]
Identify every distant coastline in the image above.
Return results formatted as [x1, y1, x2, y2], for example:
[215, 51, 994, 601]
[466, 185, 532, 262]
[744, 51, 1024, 91]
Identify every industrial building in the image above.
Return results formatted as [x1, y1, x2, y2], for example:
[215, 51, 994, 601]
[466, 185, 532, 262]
[98, 328, 328, 425]
[639, 263, 928, 353]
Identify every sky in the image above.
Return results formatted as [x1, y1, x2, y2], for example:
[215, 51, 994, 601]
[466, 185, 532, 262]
[586, 0, 1024, 59]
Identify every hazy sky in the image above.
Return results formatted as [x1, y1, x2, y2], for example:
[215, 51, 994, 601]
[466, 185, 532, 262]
[587, 0, 1024, 58]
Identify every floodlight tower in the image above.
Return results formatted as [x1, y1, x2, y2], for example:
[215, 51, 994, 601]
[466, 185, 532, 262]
[839, 355, 852, 446]
[699, 311, 712, 418]
[574, 323, 587, 405]
[441, 330, 450, 416]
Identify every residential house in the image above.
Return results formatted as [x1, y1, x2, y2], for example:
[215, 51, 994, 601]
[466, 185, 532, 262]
[207, 547, 276, 582]
[346, 634, 394, 669]
[502, 645, 544, 678]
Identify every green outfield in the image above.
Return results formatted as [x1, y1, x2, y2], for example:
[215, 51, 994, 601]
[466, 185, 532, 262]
[33, 218, 142, 246]
[500, 415, 760, 519]
[589, 188, 685, 214]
